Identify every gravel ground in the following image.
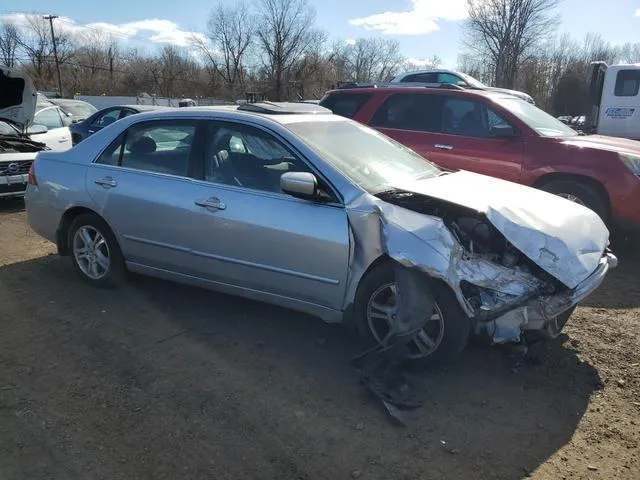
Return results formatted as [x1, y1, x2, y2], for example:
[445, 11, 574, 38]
[1, 198, 638, 480]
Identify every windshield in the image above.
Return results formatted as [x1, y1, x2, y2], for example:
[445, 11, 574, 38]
[458, 72, 486, 88]
[494, 97, 578, 137]
[0, 120, 19, 137]
[62, 103, 97, 117]
[287, 120, 441, 193]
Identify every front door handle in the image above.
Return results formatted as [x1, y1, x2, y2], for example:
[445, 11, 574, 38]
[94, 176, 117, 188]
[434, 143, 454, 150]
[195, 197, 226, 210]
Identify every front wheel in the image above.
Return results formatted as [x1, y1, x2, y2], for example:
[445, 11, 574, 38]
[353, 262, 471, 370]
[68, 214, 124, 288]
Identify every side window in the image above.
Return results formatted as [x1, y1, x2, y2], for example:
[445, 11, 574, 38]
[370, 93, 444, 132]
[614, 70, 640, 97]
[34, 108, 63, 129]
[96, 121, 196, 176]
[203, 122, 312, 194]
[442, 98, 515, 138]
[120, 109, 136, 119]
[93, 109, 122, 127]
[319, 94, 371, 118]
[438, 73, 466, 86]
[403, 73, 438, 83]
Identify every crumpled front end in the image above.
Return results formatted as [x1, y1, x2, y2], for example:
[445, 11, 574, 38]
[344, 191, 616, 345]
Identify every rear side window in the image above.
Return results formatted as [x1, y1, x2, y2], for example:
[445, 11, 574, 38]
[614, 70, 640, 97]
[95, 121, 197, 177]
[370, 93, 444, 132]
[319, 93, 371, 118]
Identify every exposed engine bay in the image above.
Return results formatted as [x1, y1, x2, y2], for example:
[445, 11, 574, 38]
[0, 136, 47, 154]
[375, 188, 566, 322]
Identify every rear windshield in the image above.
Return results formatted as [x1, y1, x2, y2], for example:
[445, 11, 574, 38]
[319, 93, 371, 119]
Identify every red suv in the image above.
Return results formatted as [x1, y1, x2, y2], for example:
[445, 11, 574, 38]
[319, 85, 640, 230]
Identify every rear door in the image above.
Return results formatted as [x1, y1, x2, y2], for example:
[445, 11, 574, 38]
[85, 119, 202, 273]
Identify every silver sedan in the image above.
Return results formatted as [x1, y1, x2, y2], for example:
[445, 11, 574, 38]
[25, 102, 616, 368]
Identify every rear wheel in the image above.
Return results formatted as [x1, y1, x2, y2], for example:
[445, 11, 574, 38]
[68, 214, 125, 288]
[540, 180, 607, 221]
[354, 262, 471, 370]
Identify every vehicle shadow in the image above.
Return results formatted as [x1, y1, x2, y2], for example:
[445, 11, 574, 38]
[0, 256, 601, 480]
[581, 230, 640, 309]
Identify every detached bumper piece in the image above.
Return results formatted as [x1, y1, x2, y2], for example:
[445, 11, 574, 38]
[487, 251, 617, 344]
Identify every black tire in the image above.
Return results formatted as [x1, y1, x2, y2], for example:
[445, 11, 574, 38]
[67, 213, 125, 288]
[353, 262, 471, 370]
[540, 180, 608, 221]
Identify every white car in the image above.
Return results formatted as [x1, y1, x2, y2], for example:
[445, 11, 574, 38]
[0, 65, 49, 199]
[29, 105, 73, 151]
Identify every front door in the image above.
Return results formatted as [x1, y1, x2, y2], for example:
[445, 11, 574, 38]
[184, 121, 350, 310]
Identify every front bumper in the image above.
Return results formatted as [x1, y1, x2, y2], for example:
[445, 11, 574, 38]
[0, 173, 28, 197]
[487, 251, 617, 343]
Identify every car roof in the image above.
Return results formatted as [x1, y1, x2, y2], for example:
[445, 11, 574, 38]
[324, 84, 503, 100]
[124, 102, 343, 127]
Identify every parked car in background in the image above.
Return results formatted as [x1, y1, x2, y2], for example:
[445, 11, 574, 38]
[320, 84, 640, 230]
[1, 65, 49, 199]
[25, 102, 615, 367]
[49, 98, 98, 123]
[390, 69, 535, 104]
[69, 105, 169, 145]
[29, 105, 73, 151]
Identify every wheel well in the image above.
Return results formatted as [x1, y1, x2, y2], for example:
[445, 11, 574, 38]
[532, 172, 611, 219]
[56, 206, 102, 255]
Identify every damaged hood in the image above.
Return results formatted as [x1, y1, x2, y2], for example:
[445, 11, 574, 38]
[390, 170, 609, 289]
[0, 66, 37, 129]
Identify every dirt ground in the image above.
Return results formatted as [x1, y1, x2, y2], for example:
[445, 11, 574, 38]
[0, 198, 638, 480]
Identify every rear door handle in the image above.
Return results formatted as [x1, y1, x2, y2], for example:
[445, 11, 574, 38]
[94, 176, 117, 188]
[195, 197, 226, 210]
[434, 143, 454, 150]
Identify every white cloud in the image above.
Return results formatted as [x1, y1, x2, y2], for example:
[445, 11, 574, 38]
[0, 13, 207, 48]
[405, 57, 437, 68]
[635, 8, 640, 17]
[349, 0, 468, 35]
[345, 38, 357, 46]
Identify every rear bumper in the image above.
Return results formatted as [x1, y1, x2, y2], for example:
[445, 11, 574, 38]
[488, 251, 617, 343]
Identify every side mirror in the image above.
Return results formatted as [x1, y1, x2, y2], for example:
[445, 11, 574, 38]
[281, 172, 319, 200]
[27, 124, 48, 135]
[490, 124, 517, 138]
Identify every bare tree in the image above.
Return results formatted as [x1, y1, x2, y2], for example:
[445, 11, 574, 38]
[255, 0, 316, 100]
[0, 22, 20, 67]
[342, 38, 404, 82]
[192, 1, 254, 96]
[464, 0, 560, 88]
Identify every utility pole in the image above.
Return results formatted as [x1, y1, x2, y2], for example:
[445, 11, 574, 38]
[43, 14, 64, 98]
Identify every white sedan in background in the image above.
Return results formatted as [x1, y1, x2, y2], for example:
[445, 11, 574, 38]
[28, 105, 73, 151]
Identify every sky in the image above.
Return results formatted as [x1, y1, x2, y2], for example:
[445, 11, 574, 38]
[1, 0, 639, 69]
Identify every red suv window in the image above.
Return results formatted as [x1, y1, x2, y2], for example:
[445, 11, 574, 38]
[319, 93, 372, 118]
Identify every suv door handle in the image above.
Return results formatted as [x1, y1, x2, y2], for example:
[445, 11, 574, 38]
[94, 176, 117, 188]
[195, 197, 226, 210]
[434, 144, 454, 150]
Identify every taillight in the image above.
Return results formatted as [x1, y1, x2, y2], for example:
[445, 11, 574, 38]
[28, 162, 38, 186]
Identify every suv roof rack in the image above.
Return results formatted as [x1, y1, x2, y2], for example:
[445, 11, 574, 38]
[336, 82, 466, 91]
[237, 101, 331, 115]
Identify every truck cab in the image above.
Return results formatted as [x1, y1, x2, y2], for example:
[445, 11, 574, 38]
[587, 62, 640, 140]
